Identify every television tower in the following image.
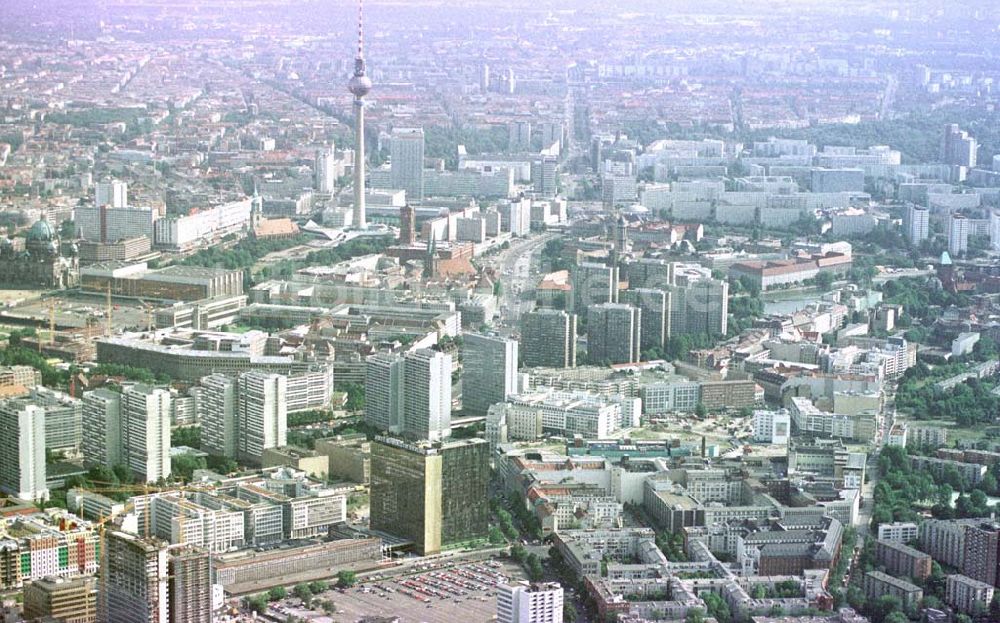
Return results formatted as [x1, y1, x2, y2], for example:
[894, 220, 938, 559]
[348, 0, 372, 230]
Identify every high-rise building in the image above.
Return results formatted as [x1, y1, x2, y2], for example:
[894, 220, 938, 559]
[236, 371, 287, 464]
[0, 400, 47, 501]
[624, 258, 674, 290]
[502, 198, 532, 237]
[82, 388, 123, 467]
[509, 121, 532, 152]
[538, 122, 565, 150]
[23, 575, 97, 622]
[572, 261, 618, 311]
[946, 573, 994, 615]
[948, 213, 970, 257]
[74, 204, 157, 243]
[941, 124, 978, 168]
[365, 352, 406, 434]
[399, 204, 416, 245]
[905, 204, 930, 244]
[390, 128, 425, 204]
[314, 145, 337, 194]
[587, 303, 641, 365]
[403, 349, 452, 441]
[667, 274, 729, 337]
[531, 156, 558, 196]
[497, 581, 564, 623]
[198, 374, 237, 457]
[480, 63, 490, 93]
[621, 288, 670, 353]
[95, 179, 128, 208]
[961, 522, 1000, 587]
[347, 0, 373, 229]
[122, 385, 172, 483]
[520, 309, 577, 368]
[370, 437, 489, 555]
[99, 530, 169, 623]
[168, 547, 213, 623]
[989, 211, 1000, 252]
[462, 333, 519, 415]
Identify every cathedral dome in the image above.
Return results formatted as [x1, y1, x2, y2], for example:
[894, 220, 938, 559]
[26, 218, 56, 243]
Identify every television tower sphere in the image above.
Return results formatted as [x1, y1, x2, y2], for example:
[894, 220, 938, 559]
[349, 74, 372, 97]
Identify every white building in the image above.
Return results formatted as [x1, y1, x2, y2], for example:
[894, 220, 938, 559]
[952, 332, 981, 357]
[496, 390, 629, 440]
[948, 214, 970, 257]
[390, 128, 425, 204]
[752, 409, 791, 445]
[236, 372, 287, 464]
[74, 205, 157, 243]
[198, 374, 237, 457]
[314, 146, 337, 194]
[153, 199, 252, 250]
[82, 388, 123, 466]
[462, 333, 519, 416]
[877, 522, 919, 544]
[404, 349, 452, 441]
[905, 204, 930, 244]
[0, 401, 47, 501]
[365, 353, 406, 434]
[497, 581, 564, 623]
[122, 385, 172, 483]
[503, 198, 532, 236]
[95, 179, 128, 208]
[640, 380, 701, 414]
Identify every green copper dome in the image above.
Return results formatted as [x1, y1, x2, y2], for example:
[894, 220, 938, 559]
[26, 218, 56, 242]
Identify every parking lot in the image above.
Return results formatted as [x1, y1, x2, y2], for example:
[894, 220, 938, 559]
[272, 560, 525, 622]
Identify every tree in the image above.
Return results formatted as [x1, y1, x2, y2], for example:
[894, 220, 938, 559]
[112, 464, 133, 485]
[268, 586, 287, 601]
[526, 553, 543, 581]
[694, 403, 707, 418]
[563, 602, 578, 622]
[245, 593, 269, 614]
[293, 583, 313, 606]
[489, 526, 506, 545]
[702, 593, 731, 623]
[883, 613, 908, 623]
[511, 543, 527, 563]
[814, 271, 834, 291]
[171, 453, 206, 482]
[871, 594, 902, 623]
[343, 383, 365, 412]
[685, 609, 706, 623]
[308, 580, 328, 594]
[336, 570, 357, 588]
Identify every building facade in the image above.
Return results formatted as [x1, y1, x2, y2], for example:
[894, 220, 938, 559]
[520, 310, 577, 368]
[369, 437, 489, 555]
[587, 303, 641, 365]
[462, 333, 519, 416]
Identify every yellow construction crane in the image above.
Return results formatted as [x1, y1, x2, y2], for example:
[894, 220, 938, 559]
[83, 480, 211, 622]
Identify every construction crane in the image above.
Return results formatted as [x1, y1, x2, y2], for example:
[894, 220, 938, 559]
[48, 299, 56, 345]
[81, 480, 212, 623]
[105, 284, 112, 337]
[138, 299, 155, 332]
